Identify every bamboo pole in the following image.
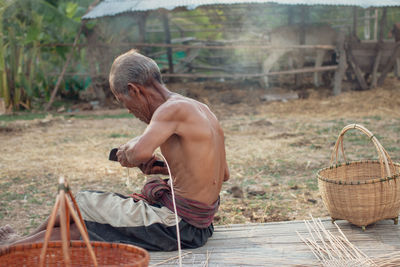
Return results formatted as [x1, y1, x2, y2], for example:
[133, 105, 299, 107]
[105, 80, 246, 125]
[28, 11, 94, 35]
[122, 43, 337, 50]
[162, 65, 338, 78]
[38, 42, 336, 50]
[46, 65, 338, 79]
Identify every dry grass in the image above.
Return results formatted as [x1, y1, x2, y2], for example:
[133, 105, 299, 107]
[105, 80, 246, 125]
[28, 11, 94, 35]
[1, 77, 400, 235]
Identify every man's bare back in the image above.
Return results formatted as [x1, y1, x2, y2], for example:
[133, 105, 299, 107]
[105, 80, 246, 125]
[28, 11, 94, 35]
[116, 91, 229, 205]
[156, 94, 228, 204]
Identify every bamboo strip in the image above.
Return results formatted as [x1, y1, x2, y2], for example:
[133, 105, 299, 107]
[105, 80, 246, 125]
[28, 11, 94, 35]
[64, 193, 98, 266]
[39, 195, 60, 267]
[149, 252, 192, 267]
[158, 153, 182, 267]
[202, 250, 211, 267]
[298, 217, 376, 267]
[59, 190, 71, 267]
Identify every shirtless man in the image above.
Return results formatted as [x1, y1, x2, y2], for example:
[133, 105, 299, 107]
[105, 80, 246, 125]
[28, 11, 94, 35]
[0, 50, 229, 251]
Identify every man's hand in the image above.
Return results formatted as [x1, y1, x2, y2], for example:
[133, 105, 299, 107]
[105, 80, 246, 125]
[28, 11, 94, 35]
[116, 143, 136, 168]
[116, 136, 143, 168]
[139, 156, 169, 175]
[116, 139, 168, 175]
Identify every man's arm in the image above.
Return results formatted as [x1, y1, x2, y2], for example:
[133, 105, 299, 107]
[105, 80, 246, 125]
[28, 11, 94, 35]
[126, 136, 141, 146]
[117, 103, 180, 168]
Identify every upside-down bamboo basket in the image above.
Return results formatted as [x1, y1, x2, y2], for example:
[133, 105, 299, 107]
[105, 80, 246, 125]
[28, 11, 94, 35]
[317, 124, 400, 230]
[0, 177, 149, 267]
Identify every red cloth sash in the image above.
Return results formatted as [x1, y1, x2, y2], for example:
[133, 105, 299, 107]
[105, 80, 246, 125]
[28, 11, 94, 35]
[131, 177, 219, 228]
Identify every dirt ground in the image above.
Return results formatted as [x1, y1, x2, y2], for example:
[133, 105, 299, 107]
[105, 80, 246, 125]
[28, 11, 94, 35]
[1, 76, 400, 235]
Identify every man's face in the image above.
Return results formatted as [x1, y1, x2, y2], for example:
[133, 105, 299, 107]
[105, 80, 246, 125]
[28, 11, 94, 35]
[114, 90, 149, 123]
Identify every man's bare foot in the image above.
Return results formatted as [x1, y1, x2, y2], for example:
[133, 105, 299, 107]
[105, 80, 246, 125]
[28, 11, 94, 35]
[0, 225, 21, 246]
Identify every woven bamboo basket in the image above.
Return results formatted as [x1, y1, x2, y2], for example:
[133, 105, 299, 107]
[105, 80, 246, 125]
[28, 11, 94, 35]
[0, 177, 149, 267]
[317, 124, 400, 230]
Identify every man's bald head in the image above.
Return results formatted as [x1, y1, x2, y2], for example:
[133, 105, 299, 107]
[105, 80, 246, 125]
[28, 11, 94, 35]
[109, 49, 162, 95]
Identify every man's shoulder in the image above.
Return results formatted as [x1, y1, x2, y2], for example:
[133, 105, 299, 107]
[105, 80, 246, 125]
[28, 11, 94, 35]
[155, 96, 201, 118]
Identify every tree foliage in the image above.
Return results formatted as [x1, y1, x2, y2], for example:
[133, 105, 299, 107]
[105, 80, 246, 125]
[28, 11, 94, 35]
[0, 0, 92, 110]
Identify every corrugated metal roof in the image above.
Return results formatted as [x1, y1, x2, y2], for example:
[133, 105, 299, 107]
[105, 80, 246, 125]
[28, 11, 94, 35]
[82, 0, 400, 19]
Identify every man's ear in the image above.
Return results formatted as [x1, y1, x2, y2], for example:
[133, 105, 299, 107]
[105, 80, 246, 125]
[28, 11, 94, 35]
[127, 83, 142, 97]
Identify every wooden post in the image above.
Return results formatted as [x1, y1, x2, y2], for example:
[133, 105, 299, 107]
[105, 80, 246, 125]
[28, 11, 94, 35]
[377, 43, 400, 86]
[137, 12, 147, 43]
[137, 12, 148, 54]
[373, 9, 379, 41]
[371, 52, 382, 88]
[287, 6, 295, 85]
[333, 31, 346, 96]
[295, 5, 308, 87]
[83, 24, 106, 104]
[299, 6, 308, 45]
[347, 45, 368, 90]
[377, 8, 386, 44]
[161, 12, 174, 74]
[287, 7, 294, 25]
[364, 8, 370, 40]
[353, 7, 358, 38]
[371, 7, 387, 88]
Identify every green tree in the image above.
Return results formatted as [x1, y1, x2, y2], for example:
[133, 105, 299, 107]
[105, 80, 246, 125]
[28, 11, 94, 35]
[0, 0, 91, 111]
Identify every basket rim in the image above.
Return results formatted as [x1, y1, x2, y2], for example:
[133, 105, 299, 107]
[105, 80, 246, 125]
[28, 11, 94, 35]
[317, 160, 400, 185]
[0, 240, 149, 263]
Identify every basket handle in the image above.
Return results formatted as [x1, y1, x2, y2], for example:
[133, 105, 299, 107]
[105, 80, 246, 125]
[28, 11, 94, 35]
[330, 124, 396, 178]
[39, 177, 98, 267]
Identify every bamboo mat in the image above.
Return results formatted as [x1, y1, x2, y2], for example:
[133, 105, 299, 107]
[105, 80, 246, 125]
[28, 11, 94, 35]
[149, 219, 400, 266]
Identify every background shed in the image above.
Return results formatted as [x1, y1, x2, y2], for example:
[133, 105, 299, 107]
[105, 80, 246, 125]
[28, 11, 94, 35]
[34, 0, 400, 110]
[79, 0, 400, 97]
